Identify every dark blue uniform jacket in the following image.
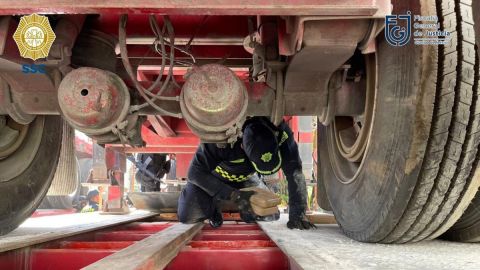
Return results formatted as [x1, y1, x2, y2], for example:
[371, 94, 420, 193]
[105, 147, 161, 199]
[187, 117, 306, 217]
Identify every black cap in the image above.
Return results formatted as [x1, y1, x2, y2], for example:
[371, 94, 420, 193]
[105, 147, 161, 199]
[242, 122, 282, 175]
[87, 189, 99, 201]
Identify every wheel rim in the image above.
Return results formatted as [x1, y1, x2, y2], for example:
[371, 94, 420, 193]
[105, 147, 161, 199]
[0, 116, 29, 159]
[327, 53, 377, 184]
[0, 116, 44, 182]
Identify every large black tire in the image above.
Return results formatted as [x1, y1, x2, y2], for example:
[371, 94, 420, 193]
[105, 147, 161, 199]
[38, 195, 73, 209]
[0, 116, 63, 235]
[47, 122, 78, 195]
[442, 0, 480, 243]
[319, 0, 480, 243]
[443, 191, 480, 242]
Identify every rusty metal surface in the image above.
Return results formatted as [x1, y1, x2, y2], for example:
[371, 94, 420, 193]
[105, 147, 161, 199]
[48, 15, 85, 69]
[283, 19, 370, 116]
[181, 64, 247, 129]
[0, 17, 9, 56]
[0, 0, 381, 16]
[334, 81, 366, 117]
[180, 64, 248, 143]
[57, 67, 130, 135]
[245, 83, 275, 117]
[1, 80, 275, 117]
[124, 36, 245, 46]
[0, 16, 81, 117]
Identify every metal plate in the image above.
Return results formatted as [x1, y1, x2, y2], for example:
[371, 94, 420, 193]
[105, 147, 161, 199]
[128, 192, 180, 212]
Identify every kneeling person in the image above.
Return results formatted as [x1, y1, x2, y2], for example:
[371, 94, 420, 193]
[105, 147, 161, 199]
[178, 117, 314, 230]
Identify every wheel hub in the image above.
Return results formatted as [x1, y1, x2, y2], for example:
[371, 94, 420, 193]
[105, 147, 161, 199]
[327, 53, 376, 184]
[180, 64, 248, 143]
[0, 116, 29, 160]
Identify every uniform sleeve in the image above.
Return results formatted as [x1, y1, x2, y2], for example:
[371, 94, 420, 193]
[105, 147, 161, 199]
[278, 122, 303, 177]
[187, 144, 236, 200]
[278, 121, 307, 219]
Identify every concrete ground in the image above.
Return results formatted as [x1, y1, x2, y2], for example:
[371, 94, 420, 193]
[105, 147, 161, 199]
[259, 215, 480, 270]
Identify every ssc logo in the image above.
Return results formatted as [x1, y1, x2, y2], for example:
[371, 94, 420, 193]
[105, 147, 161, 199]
[385, 11, 412, 47]
[22, 64, 46, 74]
[12, 14, 56, 61]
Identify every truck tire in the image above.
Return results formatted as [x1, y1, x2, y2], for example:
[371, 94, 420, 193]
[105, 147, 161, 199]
[0, 116, 63, 235]
[38, 195, 73, 209]
[318, 0, 480, 243]
[443, 191, 480, 242]
[441, 0, 480, 243]
[47, 122, 78, 195]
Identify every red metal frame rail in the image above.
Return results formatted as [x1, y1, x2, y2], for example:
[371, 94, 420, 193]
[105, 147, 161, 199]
[167, 223, 288, 270]
[0, 221, 288, 270]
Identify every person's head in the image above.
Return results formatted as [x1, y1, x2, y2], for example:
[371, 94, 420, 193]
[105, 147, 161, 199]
[242, 122, 281, 175]
[111, 167, 123, 180]
[87, 189, 100, 204]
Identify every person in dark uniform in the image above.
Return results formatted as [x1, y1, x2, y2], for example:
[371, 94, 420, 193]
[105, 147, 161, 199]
[178, 117, 315, 230]
[135, 154, 171, 192]
[81, 189, 100, 213]
[109, 167, 123, 186]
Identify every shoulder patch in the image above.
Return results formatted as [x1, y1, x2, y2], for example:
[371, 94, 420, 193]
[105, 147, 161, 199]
[279, 131, 289, 146]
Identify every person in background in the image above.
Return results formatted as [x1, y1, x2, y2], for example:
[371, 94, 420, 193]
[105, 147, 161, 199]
[135, 154, 171, 192]
[109, 167, 124, 186]
[81, 189, 100, 213]
[166, 154, 177, 180]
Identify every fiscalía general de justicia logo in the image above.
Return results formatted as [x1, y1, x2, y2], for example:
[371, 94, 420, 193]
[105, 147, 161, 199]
[385, 11, 451, 47]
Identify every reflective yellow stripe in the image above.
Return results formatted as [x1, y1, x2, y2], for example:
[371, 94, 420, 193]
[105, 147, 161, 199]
[215, 166, 250, 182]
[251, 151, 282, 175]
[230, 158, 245, 163]
[279, 131, 289, 146]
[81, 206, 95, 213]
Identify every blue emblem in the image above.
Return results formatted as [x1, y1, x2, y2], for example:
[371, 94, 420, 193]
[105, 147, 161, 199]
[385, 11, 412, 47]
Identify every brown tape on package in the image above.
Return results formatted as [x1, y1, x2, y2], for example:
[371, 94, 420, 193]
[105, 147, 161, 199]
[240, 187, 282, 208]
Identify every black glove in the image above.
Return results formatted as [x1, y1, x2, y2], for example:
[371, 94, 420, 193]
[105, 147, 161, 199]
[231, 190, 257, 223]
[209, 202, 223, 228]
[287, 213, 316, 230]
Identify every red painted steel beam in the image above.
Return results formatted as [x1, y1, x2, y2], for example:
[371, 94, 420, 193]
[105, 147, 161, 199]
[94, 15, 251, 39]
[202, 224, 260, 231]
[116, 146, 198, 154]
[147, 115, 177, 137]
[0, 0, 379, 16]
[142, 126, 200, 147]
[189, 240, 276, 248]
[58, 241, 135, 249]
[193, 232, 270, 241]
[166, 247, 289, 270]
[94, 231, 154, 241]
[75, 134, 93, 157]
[119, 222, 172, 231]
[0, 251, 22, 270]
[137, 66, 250, 82]
[175, 153, 193, 178]
[29, 249, 115, 270]
[0, 221, 290, 270]
[197, 230, 265, 235]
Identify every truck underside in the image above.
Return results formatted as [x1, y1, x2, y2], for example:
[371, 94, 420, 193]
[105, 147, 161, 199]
[0, 0, 480, 244]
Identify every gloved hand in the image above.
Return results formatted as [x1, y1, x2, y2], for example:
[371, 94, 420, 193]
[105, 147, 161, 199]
[209, 203, 223, 228]
[287, 213, 316, 230]
[231, 190, 257, 223]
